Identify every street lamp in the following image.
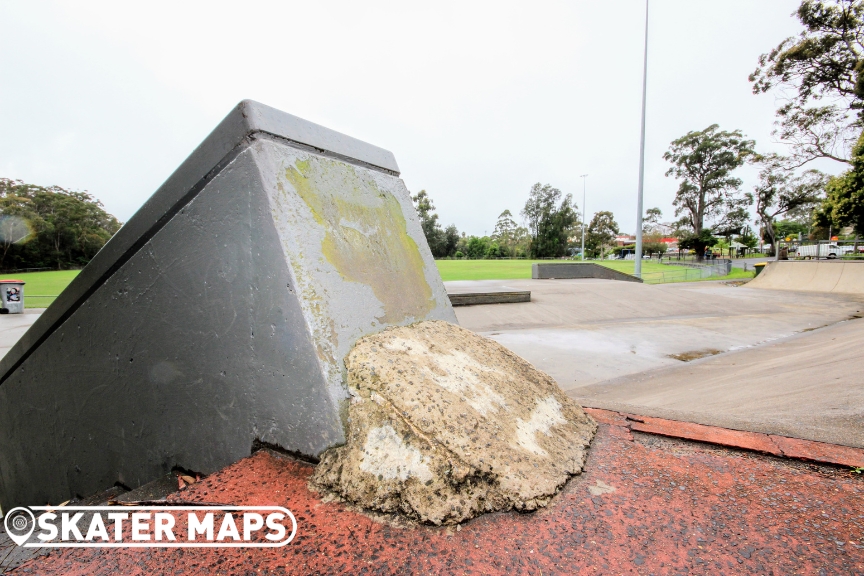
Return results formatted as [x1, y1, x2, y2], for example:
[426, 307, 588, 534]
[634, 0, 649, 277]
[580, 174, 588, 261]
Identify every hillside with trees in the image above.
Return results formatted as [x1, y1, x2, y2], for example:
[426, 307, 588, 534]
[0, 178, 121, 270]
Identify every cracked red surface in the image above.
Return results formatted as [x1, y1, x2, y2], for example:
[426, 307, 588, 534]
[14, 415, 864, 575]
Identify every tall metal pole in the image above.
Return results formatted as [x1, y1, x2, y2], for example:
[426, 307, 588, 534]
[580, 174, 588, 260]
[634, 0, 649, 277]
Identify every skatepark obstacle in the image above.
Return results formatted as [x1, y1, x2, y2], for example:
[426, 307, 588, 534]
[747, 260, 864, 295]
[0, 100, 456, 510]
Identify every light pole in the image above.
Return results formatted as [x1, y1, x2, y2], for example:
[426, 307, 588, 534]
[634, 0, 649, 277]
[580, 174, 588, 260]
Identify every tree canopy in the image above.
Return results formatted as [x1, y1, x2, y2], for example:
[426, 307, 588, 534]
[586, 211, 619, 258]
[491, 210, 530, 258]
[411, 190, 460, 258]
[664, 125, 755, 258]
[0, 178, 121, 270]
[816, 129, 864, 233]
[754, 165, 826, 258]
[520, 183, 579, 258]
[751, 0, 864, 167]
[642, 207, 663, 234]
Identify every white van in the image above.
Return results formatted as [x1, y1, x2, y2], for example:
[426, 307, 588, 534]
[795, 243, 851, 259]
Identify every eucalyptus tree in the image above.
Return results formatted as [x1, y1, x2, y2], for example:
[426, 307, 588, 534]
[664, 125, 756, 259]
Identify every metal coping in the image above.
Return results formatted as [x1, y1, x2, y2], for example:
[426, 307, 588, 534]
[0, 100, 401, 384]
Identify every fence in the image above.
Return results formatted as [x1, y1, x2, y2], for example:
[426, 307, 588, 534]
[634, 261, 733, 285]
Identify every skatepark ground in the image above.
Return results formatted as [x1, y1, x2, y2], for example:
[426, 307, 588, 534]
[449, 276, 864, 449]
[2, 261, 863, 573]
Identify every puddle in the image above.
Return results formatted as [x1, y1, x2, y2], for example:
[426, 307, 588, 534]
[667, 349, 723, 362]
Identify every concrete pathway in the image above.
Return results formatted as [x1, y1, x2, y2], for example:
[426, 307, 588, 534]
[0, 310, 43, 361]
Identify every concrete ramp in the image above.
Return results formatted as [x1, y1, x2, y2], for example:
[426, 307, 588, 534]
[0, 100, 456, 510]
[532, 262, 642, 283]
[748, 261, 864, 295]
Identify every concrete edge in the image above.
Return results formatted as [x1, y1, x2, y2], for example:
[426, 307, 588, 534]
[584, 408, 864, 469]
[0, 100, 401, 385]
[448, 291, 531, 306]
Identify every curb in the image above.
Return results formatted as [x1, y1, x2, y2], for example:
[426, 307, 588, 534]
[584, 408, 864, 469]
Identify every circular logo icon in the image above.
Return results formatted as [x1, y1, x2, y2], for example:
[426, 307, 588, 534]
[3, 507, 35, 546]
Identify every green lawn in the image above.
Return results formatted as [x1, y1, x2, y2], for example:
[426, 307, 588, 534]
[0, 260, 754, 311]
[0, 270, 80, 308]
[435, 259, 754, 283]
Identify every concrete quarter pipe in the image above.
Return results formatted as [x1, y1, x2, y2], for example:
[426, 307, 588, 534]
[0, 101, 456, 510]
[747, 260, 864, 295]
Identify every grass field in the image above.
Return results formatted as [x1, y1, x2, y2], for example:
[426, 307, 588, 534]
[0, 270, 80, 308]
[435, 259, 754, 283]
[0, 260, 754, 310]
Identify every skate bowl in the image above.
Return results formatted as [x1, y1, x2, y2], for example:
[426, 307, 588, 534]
[747, 260, 864, 295]
[0, 100, 456, 510]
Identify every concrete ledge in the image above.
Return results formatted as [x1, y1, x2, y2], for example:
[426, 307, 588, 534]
[448, 291, 531, 306]
[532, 263, 642, 283]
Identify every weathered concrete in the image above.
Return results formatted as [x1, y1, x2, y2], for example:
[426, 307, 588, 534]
[448, 291, 530, 306]
[448, 278, 864, 448]
[311, 321, 596, 525]
[531, 262, 642, 282]
[570, 316, 864, 449]
[0, 101, 456, 510]
[748, 260, 864, 294]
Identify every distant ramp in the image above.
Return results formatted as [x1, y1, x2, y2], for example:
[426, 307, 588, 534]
[747, 261, 864, 295]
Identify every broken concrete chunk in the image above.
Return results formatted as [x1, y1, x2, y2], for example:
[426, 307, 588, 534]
[311, 320, 596, 525]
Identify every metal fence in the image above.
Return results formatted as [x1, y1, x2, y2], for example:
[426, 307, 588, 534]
[634, 261, 734, 284]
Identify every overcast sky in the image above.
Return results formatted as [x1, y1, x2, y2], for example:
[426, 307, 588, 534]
[0, 0, 843, 236]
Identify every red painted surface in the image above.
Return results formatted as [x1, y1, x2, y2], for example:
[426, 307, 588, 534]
[625, 413, 783, 456]
[771, 435, 864, 469]
[585, 408, 864, 469]
[16, 415, 864, 575]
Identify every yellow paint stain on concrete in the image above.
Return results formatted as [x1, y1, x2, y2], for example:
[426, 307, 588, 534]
[284, 157, 433, 323]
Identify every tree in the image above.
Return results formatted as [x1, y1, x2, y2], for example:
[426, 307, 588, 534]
[642, 207, 663, 234]
[443, 224, 460, 257]
[750, 0, 864, 167]
[739, 226, 760, 250]
[411, 190, 460, 258]
[678, 229, 718, 256]
[755, 165, 827, 260]
[465, 236, 490, 259]
[0, 178, 120, 270]
[586, 211, 619, 259]
[816, 129, 864, 233]
[491, 210, 519, 257]
[520, 183, 579, 258]
[664, 125, 756, 260]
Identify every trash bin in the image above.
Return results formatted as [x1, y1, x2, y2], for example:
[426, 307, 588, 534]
[753, 263, 767, 277]
[0, 280, 25, 314]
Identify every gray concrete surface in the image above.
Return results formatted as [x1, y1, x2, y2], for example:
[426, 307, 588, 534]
[449, 278, 864, 448]
[570, 317, 864, 449]
[0, 101, 456, 511]
[531, 262, 642, 282]
[0, 310, 42, 361]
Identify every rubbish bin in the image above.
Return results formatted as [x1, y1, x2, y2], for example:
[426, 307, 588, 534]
[753, 263, 767, 277]
[0, 280, 25, 314]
